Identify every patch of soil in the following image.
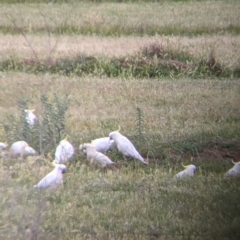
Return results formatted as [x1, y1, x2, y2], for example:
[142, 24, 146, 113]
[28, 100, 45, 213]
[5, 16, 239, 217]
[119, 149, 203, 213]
[181, 140, 240, 163]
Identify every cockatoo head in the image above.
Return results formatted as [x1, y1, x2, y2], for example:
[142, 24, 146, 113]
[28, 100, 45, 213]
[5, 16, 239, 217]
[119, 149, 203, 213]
[52, 162, 67, 174]
[0, 142, 8, 150]
[24, 146, 37, 156]
[109, 126, 121, 141]
[60, 136, 69, 144]
[182, 164, 196, 173]
[79, 143, 95, 153]
[58, 164, 67, 174]
[231, 160, 240, 170]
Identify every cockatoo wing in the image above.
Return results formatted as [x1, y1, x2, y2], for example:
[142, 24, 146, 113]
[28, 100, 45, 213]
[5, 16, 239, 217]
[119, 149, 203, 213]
[175, 165, 196, 179]
[117, 135, 147, 164]
[225, 164, 240, 177]
[91, 137, 114, 153]
[174, 170, 186, 179]
[34, 170, 59, 189]
[225, 169, 237, 177]
[95, 151, 114, 166]
[55, 141, 74, 163]
[34, 165, 66, 189]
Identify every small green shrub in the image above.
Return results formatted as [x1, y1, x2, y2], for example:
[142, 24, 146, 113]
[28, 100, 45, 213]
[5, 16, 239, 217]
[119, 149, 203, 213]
[3, 94, 70, 155]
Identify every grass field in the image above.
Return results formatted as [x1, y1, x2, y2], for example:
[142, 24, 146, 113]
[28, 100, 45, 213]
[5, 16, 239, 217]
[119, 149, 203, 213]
[0, 1, 240, 239]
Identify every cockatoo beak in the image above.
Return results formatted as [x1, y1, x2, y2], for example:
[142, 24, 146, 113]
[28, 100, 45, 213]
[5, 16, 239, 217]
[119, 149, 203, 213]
[62, 168, 66, 174]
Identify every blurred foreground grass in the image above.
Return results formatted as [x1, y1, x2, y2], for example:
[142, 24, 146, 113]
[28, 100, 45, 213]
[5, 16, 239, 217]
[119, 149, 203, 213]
[0, 156, 240, 239]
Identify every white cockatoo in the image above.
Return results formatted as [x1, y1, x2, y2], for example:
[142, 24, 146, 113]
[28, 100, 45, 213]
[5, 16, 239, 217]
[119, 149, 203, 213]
[9, 141, 37, 157]
[225, 160, 240, 178]
[109, 127, 148, 165]
[174, 164, 197, 179]
[54, 137, 74, 164]
[24, 109, 37, 126]
[34, 163, 67, 189]
[79, 143, 115, 168]
[91, 137, 115, 154]
[0, 142, 8, 150]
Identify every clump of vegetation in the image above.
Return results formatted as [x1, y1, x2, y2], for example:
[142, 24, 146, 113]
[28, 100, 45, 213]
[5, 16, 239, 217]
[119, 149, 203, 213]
[135, 107, 144, 141]
[0, 44, 238, 79]
[3, 94, 70, 155]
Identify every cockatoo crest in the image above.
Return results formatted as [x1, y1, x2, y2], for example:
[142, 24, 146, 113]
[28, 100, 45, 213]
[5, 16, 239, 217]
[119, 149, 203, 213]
[182, 163, 195, 169]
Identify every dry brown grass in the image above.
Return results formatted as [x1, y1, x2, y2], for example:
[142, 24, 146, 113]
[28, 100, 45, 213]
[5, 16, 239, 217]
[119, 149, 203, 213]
[1, 34, 240, 69]
[1, 1, 239, 33]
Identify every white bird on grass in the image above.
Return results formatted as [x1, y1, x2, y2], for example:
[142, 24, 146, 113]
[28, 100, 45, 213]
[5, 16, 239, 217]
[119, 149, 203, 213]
[9, 141, 37, 158]
[0, 142, 8, 150]
[24, 109, 38, 126]
[224, 160, 240, 178]
[174, 164, 197, 179]
[91, 137, 115, 154]
[53, 136, 74, 164]
[34, 163, 67, 189]
[109, 127, 148, 165]
[79, 143, 115, 168]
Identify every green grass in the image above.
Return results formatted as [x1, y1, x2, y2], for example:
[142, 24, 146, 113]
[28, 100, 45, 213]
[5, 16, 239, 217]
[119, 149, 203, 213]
[0, 0, 240, 239]
[0, 158, 240, 239]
